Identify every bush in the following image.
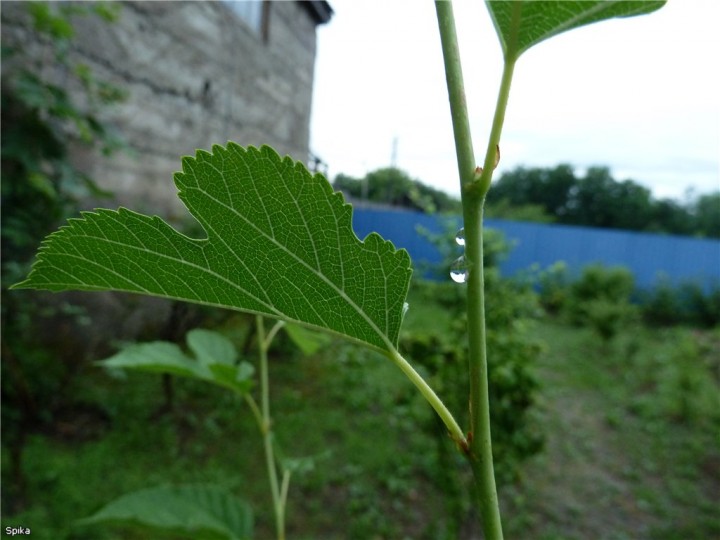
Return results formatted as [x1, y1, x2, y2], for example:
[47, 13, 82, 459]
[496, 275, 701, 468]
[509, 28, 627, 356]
[1, 2, 125, 512]
[641, 276, 682, 326]
[536, 261, 570, 315]
[630, 329, 720, 424]
[641, 277, 720, 328]
[566, 264, 638, 340]
[680, 282, 720, 328]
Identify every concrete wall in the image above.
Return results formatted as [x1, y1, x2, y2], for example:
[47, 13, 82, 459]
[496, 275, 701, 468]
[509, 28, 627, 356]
[2, 1, 326, 220]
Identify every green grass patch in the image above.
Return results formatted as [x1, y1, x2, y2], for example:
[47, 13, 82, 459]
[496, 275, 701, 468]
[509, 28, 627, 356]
[2, 294, 718, 539]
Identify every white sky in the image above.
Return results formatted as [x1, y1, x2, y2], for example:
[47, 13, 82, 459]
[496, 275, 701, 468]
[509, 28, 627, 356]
[310, 0, 720, 201]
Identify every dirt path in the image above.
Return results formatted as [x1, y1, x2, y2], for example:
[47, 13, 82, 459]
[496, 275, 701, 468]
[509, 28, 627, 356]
[501, 322, 720, 540]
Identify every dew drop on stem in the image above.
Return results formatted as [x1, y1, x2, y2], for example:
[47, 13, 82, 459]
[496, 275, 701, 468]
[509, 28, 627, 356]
[450, 255, 468, 284]
[455, 227, 465, 247]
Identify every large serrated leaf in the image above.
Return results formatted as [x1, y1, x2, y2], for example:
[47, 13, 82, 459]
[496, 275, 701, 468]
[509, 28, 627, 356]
[13, 144, 412, 352]
[486, 0, 666, 60]
[78, 484, 253, 540]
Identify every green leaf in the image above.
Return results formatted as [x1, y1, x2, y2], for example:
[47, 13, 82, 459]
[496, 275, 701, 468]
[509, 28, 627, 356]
[99, 330, 255, 395]
[486, 0, 666, 60]
[101, 341, 205, 379]
[78, 484, 253, 540]
[13, 144, 412, 352]
[188, 328, 238, 366]
[284, 322, 333, 356]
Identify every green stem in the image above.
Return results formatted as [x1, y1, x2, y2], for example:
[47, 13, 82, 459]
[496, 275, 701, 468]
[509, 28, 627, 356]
[243, 394, 264, 434]
[387, 349, 465, 447]
[435, 0, 476, 190]
[478, 58, 516, 196]
[435, 2, 518, 539]
[256, 316, 285, 540]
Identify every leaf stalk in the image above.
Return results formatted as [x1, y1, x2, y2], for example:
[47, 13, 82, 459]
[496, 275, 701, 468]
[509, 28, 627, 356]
[387, 349, 466, 446]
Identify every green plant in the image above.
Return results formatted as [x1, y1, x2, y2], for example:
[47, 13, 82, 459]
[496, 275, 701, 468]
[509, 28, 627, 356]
[565, 264, 639, 340]
[12, 1, 667, 538]
[641, 275, 684, 326]
[536, 261, 570, 315]
[80, 322, 329, 540]
[1, 1, 125, 513]
[334, 167, 462, 213]
[404, 221, 542, 536]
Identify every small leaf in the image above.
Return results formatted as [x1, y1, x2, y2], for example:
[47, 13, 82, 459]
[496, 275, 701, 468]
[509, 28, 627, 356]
[284, 322, 333, 356]
[100, 342, 205, 379]
[14, 144, 411, 353]
[486, 0, 666, 60]
[78, 484, 253, 540]
[207, 361, 255, 395]
[188, 328, 238, 366]
[98, 331, 254, 395]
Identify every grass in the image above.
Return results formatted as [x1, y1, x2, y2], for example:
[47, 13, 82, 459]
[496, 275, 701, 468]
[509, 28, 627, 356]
[2, 286, 719, 539]
[502, 321, 720, 540]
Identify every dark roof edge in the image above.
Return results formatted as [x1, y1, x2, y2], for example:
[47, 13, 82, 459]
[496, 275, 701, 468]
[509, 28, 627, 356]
[299, 0, 333, 25]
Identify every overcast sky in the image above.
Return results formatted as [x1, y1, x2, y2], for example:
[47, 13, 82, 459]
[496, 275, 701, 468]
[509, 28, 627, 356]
[309, 0, 720, 201]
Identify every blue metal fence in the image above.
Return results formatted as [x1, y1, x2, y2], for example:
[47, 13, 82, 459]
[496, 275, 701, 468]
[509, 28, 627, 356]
[351, 206, 720, 289]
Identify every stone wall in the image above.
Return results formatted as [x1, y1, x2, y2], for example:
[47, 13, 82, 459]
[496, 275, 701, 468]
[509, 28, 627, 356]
[1, 1, 329, 219]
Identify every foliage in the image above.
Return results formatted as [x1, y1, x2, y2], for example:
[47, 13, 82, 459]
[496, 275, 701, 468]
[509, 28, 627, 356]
[536, 264, 719, 330]
[640, 277, 720, 328]
[485, 164, 578, 221]
[4, 321, 716, 539]
[535, 261, 570, 315]
[88, 322, 329, 539]
[13, 145, 412, 353]
[652, 332, 720, 423]
[405, 221, 543, 535]
[680, 281, 720, 328]
[416, 215, 511, 281]
[100, 329, 255, 396]
[12, 1, 668, 538]
[486, 0, 665, 60]
[484, 198, 555, 223]
[693, 192, 720, 238]
[565, 264, 638, 341]
[1, 2, 124, 275]
[1, 1, 125, 513]
[501, 321, 720, 539]
[333, 167, 462, 214]
[79, 484, 254, 540]
[407, 280, 544, 480]
[488, 164, 720, 238]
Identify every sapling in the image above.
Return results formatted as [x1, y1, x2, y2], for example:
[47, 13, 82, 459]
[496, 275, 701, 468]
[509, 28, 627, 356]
[81, 320, 325, 539]
[13, 1, 666, 537]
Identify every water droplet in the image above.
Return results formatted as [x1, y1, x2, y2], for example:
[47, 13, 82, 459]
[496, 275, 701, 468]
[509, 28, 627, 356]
[455, 227, 465, 247]
[450, 256, 468, 284]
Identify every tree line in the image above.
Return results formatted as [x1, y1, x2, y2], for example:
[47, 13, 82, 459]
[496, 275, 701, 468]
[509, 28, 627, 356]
[333, 165, 719, 238]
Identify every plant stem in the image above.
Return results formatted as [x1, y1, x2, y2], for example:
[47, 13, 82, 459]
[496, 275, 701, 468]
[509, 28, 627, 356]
[435, 2, 515, 539]
[478, 58, 516, 197]
[256, 315, 286, 540]
[387, 349, 465, 446]
[435, 0, 476, 190]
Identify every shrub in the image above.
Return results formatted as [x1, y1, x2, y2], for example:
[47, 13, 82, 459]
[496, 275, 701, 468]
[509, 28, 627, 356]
[641, 277, 720, 328]
[1, 2, 125, 511]
[566, 264, 638, 340]
[640, 276, 683, 326]
[536, 261, 571, 315]
[680, 282, 720, 328]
